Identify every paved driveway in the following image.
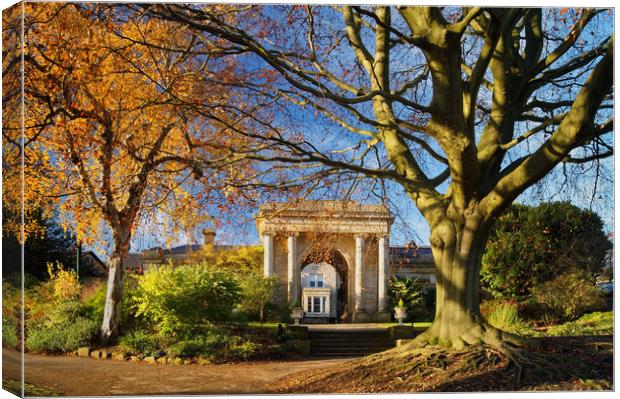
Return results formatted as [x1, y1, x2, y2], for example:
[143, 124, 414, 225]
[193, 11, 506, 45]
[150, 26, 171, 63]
[2, 349, 350, 396]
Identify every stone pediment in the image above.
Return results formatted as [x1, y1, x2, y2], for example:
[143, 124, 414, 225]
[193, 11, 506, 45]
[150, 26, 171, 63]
[256, 200, 392, 236]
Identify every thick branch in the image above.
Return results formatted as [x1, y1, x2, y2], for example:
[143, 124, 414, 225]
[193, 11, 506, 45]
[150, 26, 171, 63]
[481, 37, 613, 218]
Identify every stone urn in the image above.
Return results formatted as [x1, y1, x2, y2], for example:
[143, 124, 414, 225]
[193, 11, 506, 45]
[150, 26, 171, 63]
[394, 299, 407, 325]
[291, 301, 304, 325]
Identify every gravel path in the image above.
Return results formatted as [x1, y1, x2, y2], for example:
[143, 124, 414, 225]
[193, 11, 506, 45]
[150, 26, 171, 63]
[2, 349, 350, 396]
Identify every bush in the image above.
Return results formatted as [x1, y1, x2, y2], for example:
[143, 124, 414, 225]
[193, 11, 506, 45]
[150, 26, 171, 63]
[47, 262, 81, 301]
[166, 328, 259, 361]
[227, 340, 259, 360]
[47, 300, 84, 324]
[82, 277, 139, 331]
[237, 273, 279, 322]
[2, 281, 21, 319]
[481, 203, 611, 298]
[167, 337, 212, 358]
[3, 317, 19, 348]
[531, 270, 606, 322]
[482, 299, 533, 336]
[27, 317, 98, 353]
[119, 330, 161, 356]
[133, 264, 241, 338]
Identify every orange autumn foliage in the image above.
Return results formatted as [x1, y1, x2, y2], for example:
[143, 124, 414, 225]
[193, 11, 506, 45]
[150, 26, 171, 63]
[18, 3, 256, 250]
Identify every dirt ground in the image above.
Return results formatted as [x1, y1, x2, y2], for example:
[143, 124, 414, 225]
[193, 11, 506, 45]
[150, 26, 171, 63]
[1, 349, 348, 396]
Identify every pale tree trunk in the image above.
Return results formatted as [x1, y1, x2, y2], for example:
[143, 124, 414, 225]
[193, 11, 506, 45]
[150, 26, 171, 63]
[100, 228, 131, 345]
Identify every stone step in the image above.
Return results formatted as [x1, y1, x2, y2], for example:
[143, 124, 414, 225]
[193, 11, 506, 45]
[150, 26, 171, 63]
[308, 329, 395, 357]
[310, 339, 392, 345]
[310, 346, 392, 353]
[311, 342, 392, 348]
[309, 332, 389, 337]
[310, 353, 370, 358]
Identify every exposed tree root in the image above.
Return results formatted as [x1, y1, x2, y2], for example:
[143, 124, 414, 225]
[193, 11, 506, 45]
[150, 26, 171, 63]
[269, 332, 612, 393]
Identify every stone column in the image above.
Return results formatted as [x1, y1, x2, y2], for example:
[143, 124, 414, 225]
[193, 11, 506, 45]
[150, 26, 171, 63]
[354, 235, 365, 313]
[287, 234, 298, 305]
[263, 234, 274, 277]
[378, 235, 389, 313]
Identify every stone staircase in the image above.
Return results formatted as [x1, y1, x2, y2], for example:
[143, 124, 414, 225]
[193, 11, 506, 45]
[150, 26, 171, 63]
[309, 329, 394, 358]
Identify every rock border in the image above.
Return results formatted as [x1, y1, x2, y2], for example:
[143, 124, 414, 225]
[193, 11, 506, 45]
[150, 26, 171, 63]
[75, 346, 197, 366]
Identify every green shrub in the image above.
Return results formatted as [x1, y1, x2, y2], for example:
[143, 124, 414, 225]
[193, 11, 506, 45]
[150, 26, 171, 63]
[2, 281, 21, 319]
[227, 340, 260, 360]
[119, 330, 161, 356]
[481, 202, 611, 298]
[165, 328, 259, 360]
[237, 273, 279, 322]
[2, 317, 19, 348]
[531, 270, 606, 322]
[82, 276, 140, 331]
[81, 283, 107, 321]
[482, 299, 533, 336]
[167, 337, 212, 358]
[47, 300, 84, 324]
[133, 264, 241, 338]
[27, 317, 98, 353]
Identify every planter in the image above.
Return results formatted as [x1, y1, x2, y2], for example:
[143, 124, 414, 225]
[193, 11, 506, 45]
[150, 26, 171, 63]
[394, 306, 407, 325]
[291, 307, 304, 325]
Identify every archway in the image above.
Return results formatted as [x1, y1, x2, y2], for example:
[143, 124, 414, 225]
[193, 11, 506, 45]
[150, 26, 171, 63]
[301, 250, 349, 322]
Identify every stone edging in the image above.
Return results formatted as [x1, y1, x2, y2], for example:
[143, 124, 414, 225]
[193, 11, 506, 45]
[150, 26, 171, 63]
[75, 347, 203, 365]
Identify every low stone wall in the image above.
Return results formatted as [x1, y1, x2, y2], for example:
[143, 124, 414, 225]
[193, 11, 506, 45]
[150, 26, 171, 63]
[77, 347, 234, 365]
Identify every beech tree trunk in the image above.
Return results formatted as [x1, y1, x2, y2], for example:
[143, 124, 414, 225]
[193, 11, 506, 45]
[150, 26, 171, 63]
[100, 229, 131, 345]
[419, 208, 498, 348]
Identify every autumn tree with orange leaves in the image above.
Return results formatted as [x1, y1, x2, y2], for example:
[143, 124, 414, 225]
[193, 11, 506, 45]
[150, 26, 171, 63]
[9, 3, 259, 343]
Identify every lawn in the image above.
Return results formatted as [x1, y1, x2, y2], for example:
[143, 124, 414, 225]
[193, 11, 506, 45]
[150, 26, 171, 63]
[2, 380, 59, 397]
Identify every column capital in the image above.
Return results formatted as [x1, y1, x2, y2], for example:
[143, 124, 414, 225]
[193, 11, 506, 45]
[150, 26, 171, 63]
[287, 232, 300, 238]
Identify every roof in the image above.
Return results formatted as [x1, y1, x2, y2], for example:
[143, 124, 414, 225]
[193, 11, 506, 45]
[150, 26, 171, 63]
[82, 250, 106, 266]
[390, 245, 434, 265]
[257, 200, 393, 236]
[163, 244, 204, 255]
[259, 200, 391, 217]
[390, 246, 433, 258]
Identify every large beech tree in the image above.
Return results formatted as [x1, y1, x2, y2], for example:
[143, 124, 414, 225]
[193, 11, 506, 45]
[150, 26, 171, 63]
[150, 5, 613, 349]
[17, 3, 258, 343]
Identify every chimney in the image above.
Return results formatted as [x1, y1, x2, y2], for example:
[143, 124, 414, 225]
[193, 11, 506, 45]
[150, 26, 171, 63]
[202, 228, 216, 246]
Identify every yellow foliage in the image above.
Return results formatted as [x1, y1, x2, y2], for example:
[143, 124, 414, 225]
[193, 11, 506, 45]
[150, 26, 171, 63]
[47, 262, 81, 301]
[12, 3, 258, 251]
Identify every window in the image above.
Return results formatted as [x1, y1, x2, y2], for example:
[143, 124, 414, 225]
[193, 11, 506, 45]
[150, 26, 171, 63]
[306, 295, 328, 314]
[309, 273, 324, 288]
[313, 296, 321, 312]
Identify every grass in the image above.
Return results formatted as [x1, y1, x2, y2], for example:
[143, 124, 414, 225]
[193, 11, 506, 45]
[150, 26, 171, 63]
[543, 311, 613, 337]
[2, 380, 59, 397]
